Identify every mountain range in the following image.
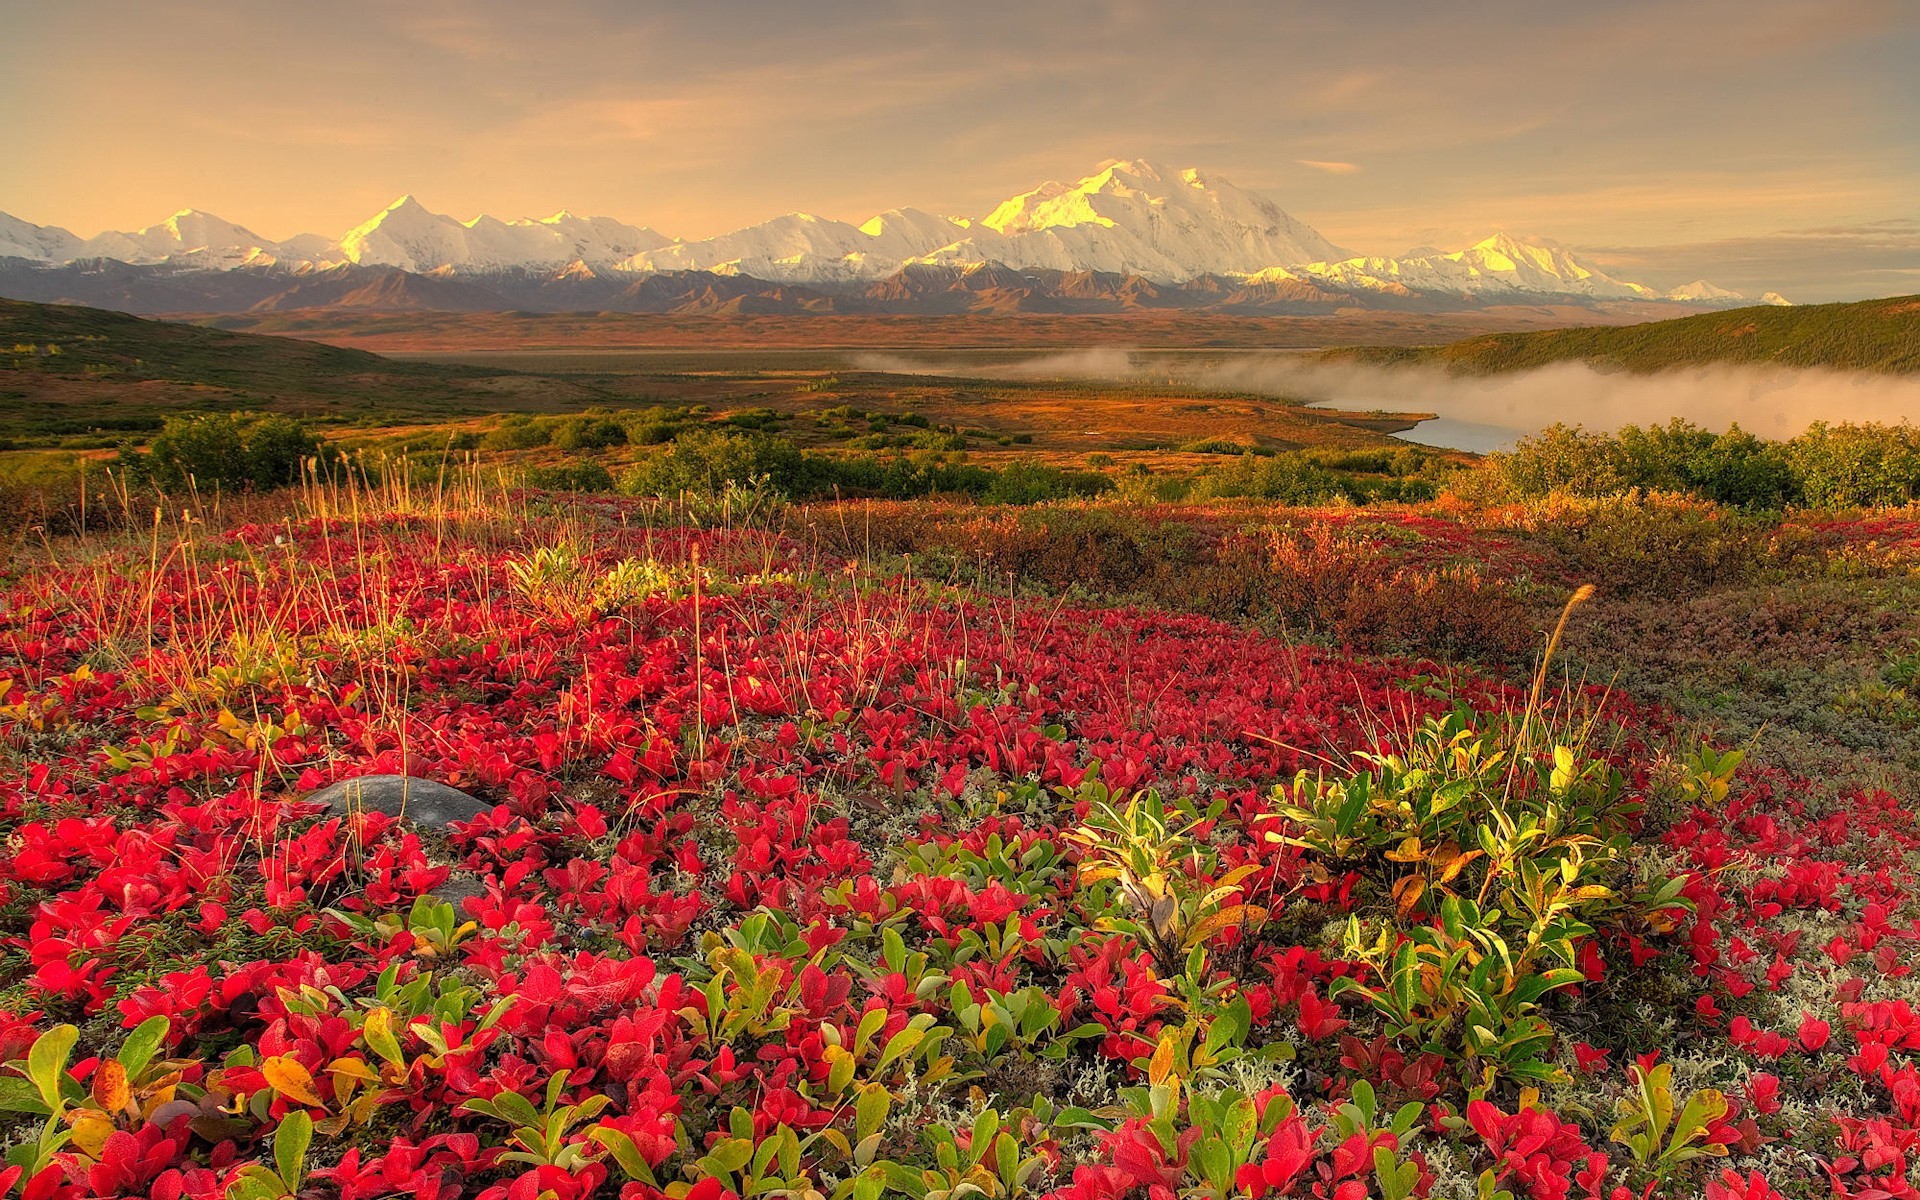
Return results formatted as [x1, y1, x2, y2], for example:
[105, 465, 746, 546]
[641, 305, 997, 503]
[0, 159, 1786, 316]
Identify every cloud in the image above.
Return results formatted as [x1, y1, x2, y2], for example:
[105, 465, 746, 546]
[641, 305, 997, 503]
[0, 0, 1913, 291]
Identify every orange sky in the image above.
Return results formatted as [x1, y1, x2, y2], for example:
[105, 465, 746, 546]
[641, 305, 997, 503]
[3, 0, 1916, 299]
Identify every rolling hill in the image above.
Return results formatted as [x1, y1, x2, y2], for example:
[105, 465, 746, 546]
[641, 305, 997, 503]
[1327, 294, 1920, 374]
[0, 298, 599, 440]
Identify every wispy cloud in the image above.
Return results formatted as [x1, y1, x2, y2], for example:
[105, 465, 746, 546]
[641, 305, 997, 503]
[0, 0, 1914, 299]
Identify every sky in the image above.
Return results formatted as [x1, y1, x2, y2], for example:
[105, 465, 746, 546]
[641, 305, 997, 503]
[2, 0, 1916, 301]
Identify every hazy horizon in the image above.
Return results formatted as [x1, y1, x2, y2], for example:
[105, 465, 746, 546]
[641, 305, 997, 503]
[5, 0, 1918, 301]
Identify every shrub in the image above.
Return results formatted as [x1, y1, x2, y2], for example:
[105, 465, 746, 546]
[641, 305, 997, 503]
[481, 417, 553, 451]
[1484, 419, 1920, 510]
[1190, 455, 1350, 504]
[122, 413, 330, 494]
[523, 462, 615, 492]
[549, 416, 628, 453]
[620, 429, 804, 498]
[1786, 421, 1920, 508]
[1253, 524, 1536, 659]
[1500, 492, 1782, 596]
[980, 462, 1112, 505]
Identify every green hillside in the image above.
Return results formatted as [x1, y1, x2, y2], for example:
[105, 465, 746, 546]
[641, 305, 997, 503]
[0, 297, 490, 394]
[0, 299, 600, 445]
[1326, 294, 1920, 374]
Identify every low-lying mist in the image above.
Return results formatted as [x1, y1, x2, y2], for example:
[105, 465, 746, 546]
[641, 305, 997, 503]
[851, 350, 1920, 451]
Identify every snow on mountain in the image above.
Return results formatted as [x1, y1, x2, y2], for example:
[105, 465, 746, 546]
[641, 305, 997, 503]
[618, 208, 967, 283]
[2, 163, 1769, 304]
[1292, 233, 1660, 300]
[0, 213, 84, 262]
[1667, 279, 1745, 302]
[70, 209, 294, 269]
[334, 196, 672, 272]
[1760, 291, 1794, 306]
[928, 158, 1352, 281]
[621, 160, 1352, 285]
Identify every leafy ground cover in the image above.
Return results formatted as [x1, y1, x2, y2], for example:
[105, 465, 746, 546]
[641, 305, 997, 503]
[3, 485, 1920, 1199]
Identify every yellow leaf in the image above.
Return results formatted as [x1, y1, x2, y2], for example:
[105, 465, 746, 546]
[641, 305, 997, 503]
[1436, 848, 1484, 886]
[362, 1006, 405, 1068]
[91, 1058, 131, 1115]
[66, 1109, 115, 1158]
[1384, 837, 1427, 864]
[262, 1055, 328, 1108]
[1392, 875, 1428, 920]
[327, 1057, 381, 1084]
[1147, 1034, 1176, 1086]
[1183, 904, 1269, 949]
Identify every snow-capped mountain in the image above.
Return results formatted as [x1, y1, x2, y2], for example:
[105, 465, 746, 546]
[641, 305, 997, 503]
[1267, 234, 1661, 301]
[617, 160, 1352, 284]
[0, 212, 84, 262]
[616, 208, 971, 283]
[0, 159, 1767, 312]
[914, 159, 1352, 282]
[1667, 279, 1746, 303]
[336, 196, 671, 272]
[79, 210, 295, 269]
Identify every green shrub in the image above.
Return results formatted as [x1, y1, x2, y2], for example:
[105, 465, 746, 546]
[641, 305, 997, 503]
[122, 413, 330, 493]
[549, 416, 628, 453]
[620, 430, 804, 498]
[1504, 492, 1781, 595]
[481, 417, 554, 451]
[910, 430, 968, 452]
[980, 461, 1112, 505]
[1189, 454, 1350, 504]
[1483, 418, 1920, 510]
[524, 462, 615, 492]
[1786, 422, 1920, 507]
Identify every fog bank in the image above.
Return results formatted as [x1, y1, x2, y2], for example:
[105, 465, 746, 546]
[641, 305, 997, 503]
[851, 350, 1920, 451]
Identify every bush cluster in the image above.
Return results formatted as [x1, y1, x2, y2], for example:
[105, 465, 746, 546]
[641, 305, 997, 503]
[116, 412, 334, 494]
[1488, 419, 1920, 509]
[615, 429, 1113, 505]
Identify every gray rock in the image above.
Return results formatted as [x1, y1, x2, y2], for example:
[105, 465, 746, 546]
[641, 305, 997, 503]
[309, 774, 487, 828]
[430, 875, 489, 910]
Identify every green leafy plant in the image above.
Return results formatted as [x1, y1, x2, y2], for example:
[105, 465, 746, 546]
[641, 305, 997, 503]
[1069, 790, 1267, 979]
[1610, 1062, 1731, 1185]
[461, 1069, 613, 1170]
[1336, 895, 1588, 1088]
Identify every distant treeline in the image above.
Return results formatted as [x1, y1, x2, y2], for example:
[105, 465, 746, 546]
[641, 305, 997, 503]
[1327, 293, 1920, 375]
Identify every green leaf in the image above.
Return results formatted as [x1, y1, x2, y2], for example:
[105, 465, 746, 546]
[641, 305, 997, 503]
[0, 1075, 51, 1116]
[709, 1136, 756, 1175]
[115, 1016, 169, 1080]
[590, 1127, 659, 1185]
[855, 1084, 891, 1143]
[26, 1025, 77, 1114]
[274, 1110, 313, 1191]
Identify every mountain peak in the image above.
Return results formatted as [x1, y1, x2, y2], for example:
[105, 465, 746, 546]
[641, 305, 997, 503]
[1470, 231, 1559, 255]
[969, 157, 1351, 277]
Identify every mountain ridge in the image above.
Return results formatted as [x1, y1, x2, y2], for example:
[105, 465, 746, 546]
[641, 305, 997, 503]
[0, 158, 1768, 312]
